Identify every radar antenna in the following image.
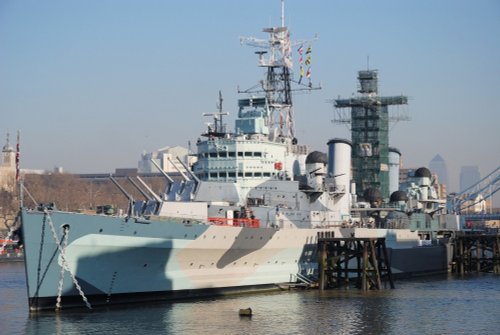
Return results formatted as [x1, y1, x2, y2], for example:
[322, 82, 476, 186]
[202, 90, 228, 138]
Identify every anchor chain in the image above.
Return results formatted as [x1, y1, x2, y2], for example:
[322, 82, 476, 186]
[55, 225, 69, 310]
[34, 214, 48, 304]
[44, 211, 92, 310]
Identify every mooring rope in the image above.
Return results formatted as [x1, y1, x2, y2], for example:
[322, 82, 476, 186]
[44, 210, 92, 310]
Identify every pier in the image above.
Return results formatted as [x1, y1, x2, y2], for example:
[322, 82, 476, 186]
[451, 233, 500, 275]
[317, 232, 394, 290]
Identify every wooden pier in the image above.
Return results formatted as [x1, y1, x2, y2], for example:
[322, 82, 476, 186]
[451, 233, 500, 275]
[317, 232, 394, 290]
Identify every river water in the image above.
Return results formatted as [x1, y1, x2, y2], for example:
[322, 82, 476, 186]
[1, 261, 499, 335]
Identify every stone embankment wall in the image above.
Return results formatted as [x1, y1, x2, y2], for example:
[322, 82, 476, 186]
[0, 212, 18, 237]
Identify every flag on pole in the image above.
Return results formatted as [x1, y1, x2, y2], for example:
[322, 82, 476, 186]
[298, 45, 304, 66]
[15, 130, 20, 182]
[305, 44, 312, 65]
[297, 45, 303, 55]
[298, 65, 304, 84]
[305, 55, 311, 66]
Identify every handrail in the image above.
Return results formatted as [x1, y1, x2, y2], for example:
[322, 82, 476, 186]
[296, 272, 315, 285]
[208, 217, 260, 228]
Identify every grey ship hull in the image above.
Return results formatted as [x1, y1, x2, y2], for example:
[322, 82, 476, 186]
[21, 209, 449, 311]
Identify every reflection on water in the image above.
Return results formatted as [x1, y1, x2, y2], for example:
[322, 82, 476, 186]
[2, 261, 500, 335]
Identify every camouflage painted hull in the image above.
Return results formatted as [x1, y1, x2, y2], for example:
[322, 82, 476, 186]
[21, 209, 448, 311]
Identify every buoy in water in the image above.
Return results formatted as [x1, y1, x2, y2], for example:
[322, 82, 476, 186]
[239, 307, 252, 317]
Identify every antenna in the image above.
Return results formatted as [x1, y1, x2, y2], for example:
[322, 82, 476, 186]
[281, 0, 285, 27]
[202, 91, 228, 138]
[217, 90, 223, 115]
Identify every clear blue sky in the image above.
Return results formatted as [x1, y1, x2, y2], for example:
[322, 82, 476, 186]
[1, 0, 499, 194]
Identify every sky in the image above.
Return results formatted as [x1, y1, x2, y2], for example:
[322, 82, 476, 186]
[1, 0, 499, 196]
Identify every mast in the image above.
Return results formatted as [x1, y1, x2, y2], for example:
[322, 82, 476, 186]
[240, 0, 319, 143]
[16, 130, 20, 182]
[334, 71, 408, 200]
[202, 90, 228, 138]
[281, 0, 285, 28]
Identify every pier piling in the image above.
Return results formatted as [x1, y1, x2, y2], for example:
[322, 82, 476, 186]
[317, 232, 394, 290]
[452, 233, 500, 275]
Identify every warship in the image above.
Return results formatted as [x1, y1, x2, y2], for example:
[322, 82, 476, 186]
[20, 3, 458, 311]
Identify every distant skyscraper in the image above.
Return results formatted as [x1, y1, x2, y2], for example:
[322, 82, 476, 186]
[460, 166, 481, 192]
[429, 154, 449, 187]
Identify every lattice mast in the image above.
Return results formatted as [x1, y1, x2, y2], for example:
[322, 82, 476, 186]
[240, 0, 318, 142]
[333, 70, 408, 199]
